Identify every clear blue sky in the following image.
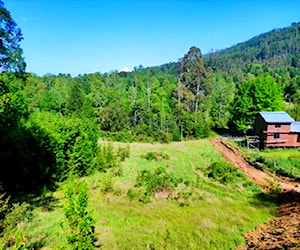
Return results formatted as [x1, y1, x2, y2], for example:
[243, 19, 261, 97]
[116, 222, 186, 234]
[5, 0, 300, 76]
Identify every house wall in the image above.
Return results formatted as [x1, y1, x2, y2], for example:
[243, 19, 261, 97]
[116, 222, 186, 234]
[254, 114, 300, 148]
[267, 124, 290, 133]
[289, 133, 300, 147]
[254, 115, 267, 148]
[264, 124, 300, 148]
[265, 132, 294, 148]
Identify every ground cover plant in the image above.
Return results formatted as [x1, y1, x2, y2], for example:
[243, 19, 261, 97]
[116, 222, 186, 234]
[10, 139, 276, 249]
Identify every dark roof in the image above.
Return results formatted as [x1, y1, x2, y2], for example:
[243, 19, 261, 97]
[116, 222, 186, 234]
[291, 122, 300, 132]
[259, 111, 295, 123]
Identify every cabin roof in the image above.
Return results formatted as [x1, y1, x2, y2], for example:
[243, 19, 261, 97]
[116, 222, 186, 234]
[259, 111, 295, 123]
[291, 122, 300, 132]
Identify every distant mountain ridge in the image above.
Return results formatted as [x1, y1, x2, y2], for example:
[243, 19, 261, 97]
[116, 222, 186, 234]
[204, 22, 300, 71]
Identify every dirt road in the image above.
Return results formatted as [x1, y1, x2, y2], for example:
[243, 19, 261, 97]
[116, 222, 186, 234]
[210, 138, 300, 250]
[210, 138, 300, 192]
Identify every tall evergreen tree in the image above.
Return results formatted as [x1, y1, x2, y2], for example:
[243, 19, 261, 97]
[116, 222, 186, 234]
[0, 0, 26, 72]
[179, 46, 213, 113]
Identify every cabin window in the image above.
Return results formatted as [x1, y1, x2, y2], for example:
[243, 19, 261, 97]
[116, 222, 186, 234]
[297, 134, 300, 142]
[275, 124, 281, 128]
[274, 133, 280, 139]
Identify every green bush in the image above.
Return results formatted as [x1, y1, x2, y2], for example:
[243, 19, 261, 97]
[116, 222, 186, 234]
[207, 161, 243, 184]
[99, 174, 114, 193]
[170, 185, 203, 207]
[141, 151, 170, 161]
[117, 145, 130, 161]
[93, 144, 119, 172]
[132, 167, 179, 203]
[27, 112, 98, 180]
[0, 193, 30, 249]
[127, 187, 150, 203]
[63, 179, 95, 249]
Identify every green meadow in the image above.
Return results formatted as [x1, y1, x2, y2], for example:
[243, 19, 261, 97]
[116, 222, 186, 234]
[17, 140, 275, 249]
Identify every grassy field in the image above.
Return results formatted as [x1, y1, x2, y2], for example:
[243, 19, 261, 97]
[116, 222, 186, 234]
[17, 140, 275, 249]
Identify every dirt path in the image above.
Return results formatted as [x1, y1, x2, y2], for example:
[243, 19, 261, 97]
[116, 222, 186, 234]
[210, 138, 300, 249]
[210, 138, 300, 192]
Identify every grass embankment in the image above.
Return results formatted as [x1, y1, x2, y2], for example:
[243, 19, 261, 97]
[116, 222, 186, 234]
[245, 147, 300, 181]
[19, 140, 275, 249]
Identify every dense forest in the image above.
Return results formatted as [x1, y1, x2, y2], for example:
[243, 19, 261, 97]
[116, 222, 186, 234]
[1, 0, 300, 247]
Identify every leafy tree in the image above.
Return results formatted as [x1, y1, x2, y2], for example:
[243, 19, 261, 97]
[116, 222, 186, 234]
[210, 74, 235, 129]
[0, 0, 26, 72]
[230, 74, 283, 133]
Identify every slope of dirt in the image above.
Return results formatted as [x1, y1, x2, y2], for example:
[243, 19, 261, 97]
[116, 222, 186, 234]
[210, 138, 300, 250]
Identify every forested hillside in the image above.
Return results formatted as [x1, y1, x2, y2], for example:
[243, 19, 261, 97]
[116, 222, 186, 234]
[205, 22, 300, 71]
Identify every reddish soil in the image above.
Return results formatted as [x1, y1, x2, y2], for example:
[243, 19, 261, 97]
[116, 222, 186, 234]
[210, 138, 300, 250]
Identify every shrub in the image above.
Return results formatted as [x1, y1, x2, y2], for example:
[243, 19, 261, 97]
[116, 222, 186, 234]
[267, 179, 282, 195]
[170, 184, 203, 207]
[99, 174, 114, 193]
[117, 145, 130, 161]
[93, 144, 119, 172]
[127, 187, 150, 203]
[0, 193, 29, 249]
[207, 161, 243, 184]
[63, 179, 95, 249]
[132, 167, 179, 203]
[27, 112, 98, 180]
[141, 151, 170, 161]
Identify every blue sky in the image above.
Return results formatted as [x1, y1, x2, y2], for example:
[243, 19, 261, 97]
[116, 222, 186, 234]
[5, 0, 300, 76]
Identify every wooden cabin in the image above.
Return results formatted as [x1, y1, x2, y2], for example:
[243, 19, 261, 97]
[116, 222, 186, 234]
[254, 111, 300, 149]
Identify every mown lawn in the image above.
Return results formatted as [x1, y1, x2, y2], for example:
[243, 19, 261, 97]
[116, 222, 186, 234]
[19, 140, 275, 249]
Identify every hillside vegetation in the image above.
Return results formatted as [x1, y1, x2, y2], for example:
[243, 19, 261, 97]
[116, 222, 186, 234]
[13, 140, 275, 249]
[205, 22, 300, 71]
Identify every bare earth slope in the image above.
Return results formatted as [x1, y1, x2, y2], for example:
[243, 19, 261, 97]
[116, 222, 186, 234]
[210, 138, 300, 250]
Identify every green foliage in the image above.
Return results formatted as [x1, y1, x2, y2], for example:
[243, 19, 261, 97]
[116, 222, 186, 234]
[28, 112, 98, 179]
[117, 144, 130, 161]
[133, 166, 179, 203]
[206, 22, 300, 71]
[99, 130, 134, 142]
[0, 1, 26, 72]
[63, 179, 95, 250]
[230, 74, 283, 133]
[207, 161, 243, 184]
[141, 151, 170, 161]
[66, 81, 85, 115]
[170, 184, 203, 207]
[0, 194, 29, 249]
[99, 174, 114, 193]
[93, 144, 119, 172]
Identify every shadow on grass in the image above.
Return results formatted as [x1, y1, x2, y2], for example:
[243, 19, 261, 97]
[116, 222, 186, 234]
[12, 190, 61, 212]
[250, 190, 300, 215]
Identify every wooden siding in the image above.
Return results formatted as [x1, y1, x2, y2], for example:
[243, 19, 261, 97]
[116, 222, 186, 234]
[254, 114, 300, 148]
